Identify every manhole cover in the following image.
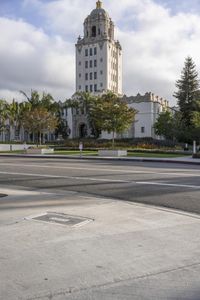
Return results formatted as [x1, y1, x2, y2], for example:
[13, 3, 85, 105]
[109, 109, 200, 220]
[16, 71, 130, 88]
[26, 212, 93, 227]
[0, 194, 7, 198]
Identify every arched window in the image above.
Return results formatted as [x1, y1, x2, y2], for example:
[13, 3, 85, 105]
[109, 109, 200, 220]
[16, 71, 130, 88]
[92, 26, 96, 37]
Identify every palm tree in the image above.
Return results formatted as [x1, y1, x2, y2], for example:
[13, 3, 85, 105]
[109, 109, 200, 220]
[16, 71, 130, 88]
[0, 99, 9, 141]
[16, 101, 32, 142]
[7, 99, 20, 141]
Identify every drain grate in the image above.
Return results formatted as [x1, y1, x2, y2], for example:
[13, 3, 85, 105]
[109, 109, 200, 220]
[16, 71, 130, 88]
[26, 212, 93, 227]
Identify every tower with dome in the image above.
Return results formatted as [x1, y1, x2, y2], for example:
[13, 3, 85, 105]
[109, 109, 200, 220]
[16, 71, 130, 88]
[75, 0, 122, 95]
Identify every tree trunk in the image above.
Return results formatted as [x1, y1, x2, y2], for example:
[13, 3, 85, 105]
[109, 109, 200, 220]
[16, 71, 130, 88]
[39, 131, 42, 145]
[112, 131, 115, 149]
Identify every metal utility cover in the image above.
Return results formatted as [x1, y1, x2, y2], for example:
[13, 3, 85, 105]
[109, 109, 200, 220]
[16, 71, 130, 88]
[28, 212, 93, 227]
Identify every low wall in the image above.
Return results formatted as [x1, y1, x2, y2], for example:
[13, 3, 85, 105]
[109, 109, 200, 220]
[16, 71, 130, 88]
[98, 150, 127, 157]
[26, 148, 54, 154]
[0, 144, 35, 151]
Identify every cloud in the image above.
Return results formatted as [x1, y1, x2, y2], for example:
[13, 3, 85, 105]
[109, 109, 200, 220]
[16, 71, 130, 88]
[0, 16, 74, 102]
[1, 0, 200, 105]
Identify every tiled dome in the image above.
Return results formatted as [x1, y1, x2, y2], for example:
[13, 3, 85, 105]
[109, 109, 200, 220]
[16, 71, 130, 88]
[90, 8, 109, 19]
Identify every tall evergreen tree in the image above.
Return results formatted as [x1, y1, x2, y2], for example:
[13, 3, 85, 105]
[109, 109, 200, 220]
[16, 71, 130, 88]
[174, 56, 200, 126]
[154, 110, 176, 140]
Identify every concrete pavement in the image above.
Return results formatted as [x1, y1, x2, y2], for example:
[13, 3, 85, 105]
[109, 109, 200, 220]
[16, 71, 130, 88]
[1, 186, 200, 299]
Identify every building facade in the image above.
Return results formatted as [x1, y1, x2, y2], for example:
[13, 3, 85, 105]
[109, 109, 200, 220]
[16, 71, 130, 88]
[70, 0, 123, 138]
[121, 93, 169, 139]
[75, 0, 122, 95]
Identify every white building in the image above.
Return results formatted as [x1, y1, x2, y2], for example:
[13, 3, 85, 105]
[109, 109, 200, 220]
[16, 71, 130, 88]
[69, 1, 170, 140]
[122, 93, 169, 139]
[69, 0, 123, 138]
[75, 0, 122, 95]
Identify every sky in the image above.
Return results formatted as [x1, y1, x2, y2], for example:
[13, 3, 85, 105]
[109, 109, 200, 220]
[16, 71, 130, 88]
[1, 0, 200, 106]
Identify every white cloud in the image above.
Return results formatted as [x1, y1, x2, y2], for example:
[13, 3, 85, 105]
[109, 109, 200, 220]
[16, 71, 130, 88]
[2, 0, 200, 105]
[0, 17, 74, 102]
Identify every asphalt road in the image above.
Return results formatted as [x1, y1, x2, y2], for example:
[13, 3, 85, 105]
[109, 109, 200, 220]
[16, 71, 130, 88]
[1, 156, 200, 300]
[1, 157, 200, 215]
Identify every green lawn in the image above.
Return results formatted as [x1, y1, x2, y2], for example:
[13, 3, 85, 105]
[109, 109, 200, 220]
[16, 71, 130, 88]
[0, 149, 190, 158]
[53, 150, 188, 158]
[0, 150, 25, 154]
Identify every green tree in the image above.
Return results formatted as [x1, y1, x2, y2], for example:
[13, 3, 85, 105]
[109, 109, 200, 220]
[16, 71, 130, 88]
[55, 119, 70, 140]
[0, 99, 9, 141]
[66, 92, 100, 138]
[154, 110, 176, 140]
[174, 56, 200, 126]
[191, 111, 200, 143]
[22, 107, 58, 145]
[91, 92, 137, 147]
[20, 90, 63, 142]
[7, 100, 20, 141]
[20, 90, 56, 111]
[192, 111, 200, 128]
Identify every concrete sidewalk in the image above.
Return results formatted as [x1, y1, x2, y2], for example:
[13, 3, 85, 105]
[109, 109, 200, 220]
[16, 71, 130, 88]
[1, 187, 200, 299]
[0, 152, 200, 165]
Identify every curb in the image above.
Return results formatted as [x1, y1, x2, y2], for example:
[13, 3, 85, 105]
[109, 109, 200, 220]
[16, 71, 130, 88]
[0, 153, 200, 165]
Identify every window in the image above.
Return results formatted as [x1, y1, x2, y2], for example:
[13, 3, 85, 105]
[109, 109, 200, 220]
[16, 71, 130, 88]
[94, 84, 97, 92]
[94, 72, 97, 80]
[79, 85, 81, 90]
[94, 47, 97, 55]
[100, 58, 103, 62]
[90, 48, 93, 56]
[100, 83, 103, 87]
[85, 85, 88, 92]
[85, 73, 88, 80]
[90, 60, 93, 68]
[90, 72, 93, 80]
[78, 61, 81, 66]
[85, 49, 88, 56]
[79, 73, 81, 78]
[141, 127, 145, 133]
[100, 70, 103, 75]
[85, 61, 88, 68]
[94, 60, 97, 67]
[92, 26, 96, 37]
[90, 85, 93, 92]
[98, 28, 101, 35]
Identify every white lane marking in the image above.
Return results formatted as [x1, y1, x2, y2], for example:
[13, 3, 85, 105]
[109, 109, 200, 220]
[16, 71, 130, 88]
[0, 171, 199, 189]
[0, 171, 129, 183]
[1, 163, 200, 177]
[137, 182, 200, 189]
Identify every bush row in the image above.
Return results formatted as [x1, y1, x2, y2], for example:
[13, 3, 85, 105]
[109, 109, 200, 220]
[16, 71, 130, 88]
[50, 138, 187, 151]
